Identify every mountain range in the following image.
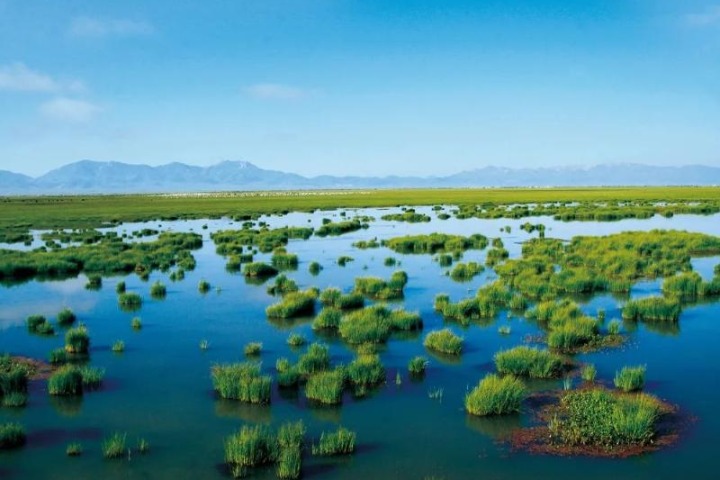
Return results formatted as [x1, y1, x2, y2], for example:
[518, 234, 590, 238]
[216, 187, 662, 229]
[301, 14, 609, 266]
[1, 160, 719, 195]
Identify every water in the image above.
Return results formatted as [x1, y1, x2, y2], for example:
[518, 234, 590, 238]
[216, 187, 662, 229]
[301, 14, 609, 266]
[2, 209, 720, 479]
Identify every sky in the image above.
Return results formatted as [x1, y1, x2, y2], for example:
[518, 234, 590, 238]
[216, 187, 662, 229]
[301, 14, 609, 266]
[0, 0, 719, 177]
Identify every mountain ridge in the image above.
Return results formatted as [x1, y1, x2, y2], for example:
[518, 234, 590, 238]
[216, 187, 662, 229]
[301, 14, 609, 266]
[1, 160, 719, 195]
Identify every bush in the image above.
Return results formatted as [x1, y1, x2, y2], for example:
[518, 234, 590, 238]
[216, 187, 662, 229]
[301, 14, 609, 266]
[198, 280, 211, 293]
[465, 374, 526, 416]
[308, 261, 322, 275]
[0, 423, 26, 449]
[614, 365, 646, 392]
[494, 346, 564, 378]
[305, 368, 345, 405]
[312, 427, 356, 456]
[424, 329, 462, 355]
[211, 362, 271, 404]
[581, 364, 597, 383]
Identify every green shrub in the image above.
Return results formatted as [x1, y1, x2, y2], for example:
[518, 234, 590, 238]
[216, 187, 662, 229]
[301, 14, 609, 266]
[27, 314, 53, 335]
[225, 425, 277, 473]
[305, 368, 345, 405]
[118, 292, 142, 309]
[614, 365, 646, 392]
[0, 423, 26, 449]
[150, 281, 167, 298]
[346, 354, 385, 387]
[266, 291, 316, 318]
[267, 274, 299, 295]
[494, 346, 564, 378]
[116, 280, 126, 293]
[57, 308, 76, 327]
[287, 333, 306, 347]
[102, 432, 127, 459]
[297, 343, 330, 375]
[243, 262, 279, 278]
[65, 326, 90, 354]
[211, 362, 271, 404]
[312, 427, 356, 456]
[244, 342, 262, 356]
[408, 356, 428, 375]
[337, 255, 354, 266]
[450, 262, 484, 281]
[48, 366, 83, 396]
[308, 261, 322, 275]
[465, 374, 526, 416]
[424, 329, 462, 355]
[312, 308, 342, 330]
[622, 297, 681, 322]
[85, 274, 102, 290]
[198, 280, 211, 293]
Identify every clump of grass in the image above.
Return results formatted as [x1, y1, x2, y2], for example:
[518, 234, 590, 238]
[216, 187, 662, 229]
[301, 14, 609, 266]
[297, 343, 331, 375]
[150, 281, 167, 298]
[319, 288, 364, 310]
[271, 249, 299, 270]
[305, 368, 346, 405]
[436, 253, 453, 267]
[494, 346, 564, 378]
[112, 340, 125, 353]
[353, 271, 408, 300]
[118, 292, 142, 310]
[102, 432, 127, 459]
[199, 339, 209, 351]
[338, 305, 422, 344]
[1, 391, 27, 408]
[287, 333, 306, 347]
[244, 342, 262, 356]
[312, 427, 356, 456]
[49, 348, 69, 364]
[131, 317, 142, 330]
[224, 425, 277, 474]
[608, 319, 621, 335]
[581, 364, 597, 383]
[312, 308, 342, 330]
[548, 388, 661, 448]
[198, 280, 211, 293]
[66, 442, 83, 456]
[244, 262, 279, 278]
[78, 366, 104, 389]
[85, 274, 102, 290]
[424, 329, 462, 356]
[266, 290, 316, 319]
[48, 366, 83, 396]
[0, 423, 26, 449]
[337, 255, 354, 266]
[465, 373, 526, 416]
[27, 314, 54, 335]
[384, 233, 488, 254]
[384, 257, 397, 266]
[622, 297, 681, 323]
[211, 362, 271, 404]
[115, 281, 126, 294]
[346, 354, 385, 388]
[408, 356, 428, 376]
[276, 446, 301, 480]
[449, 262, 484, 281]
[498, 325, 511, 335]
[57, 308, 76, 327]
[65, 325, 90, 354]
[614, 365, 646, 392]
[267, 274, 299, 296]
[308, 261, 322, 275]
[137, 438, 150, 454]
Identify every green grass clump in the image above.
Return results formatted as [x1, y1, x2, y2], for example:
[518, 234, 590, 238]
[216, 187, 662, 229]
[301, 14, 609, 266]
[581, 364, 597, 383]
[494, 346, 564, 379]
[384, 233, 488, 254]
[243, 262, 280, 278]
[381, 209, 431, 223]
[297, 343, 330, 375]
[498, 325, 512, 335]
[436, 253, 453, 267]
[0, 423, 26, 449]
[308, 261, 322, 275]
[276, 421, 305, 479]
[27, 314, 54, 335]
[384, 256, 397, 266]
[316, 219, 366, 237]
[0, 362, 28, 407]
[85, 274, 102, 290]
[102, 432, 127, 459]
[287, 333, 306, 347]
[320, 288, 364, 310]
[346, 354, 385, 387]
[64, 325, 90, 354]
[150, 281, 167, 298]
[271, 249, 299, 270]
[48, 366, 83, 396]
[312, 427, 356, 456]
[266, 274, 299, 295]
[49, 348, 69, 364]
[198, 280, 211, 293]
[244, 342, 262, 356]
[548, 388, 662, 448]
[408, 356, 429, 376]
[111, 340, 125, 353]
[131, 317, 142, 330]
[118, 292, 142, 309]
[305, 368, 346, 405]
[66, 442, 83, 456]
[337, 255, 354, 266]
[449, 262, 484, 281]
[266, 290, 316, 319]
[224, 425, 277, 474]
[57, 308, 76, 327]
[465, 374, 526, 416]
[614, 365, 646, 392]
[211, 362, 271, 404]
[424, 329, 463, 356]
[312, 308, 342, 330]
[78, 366, 105, 389]
[622, 296, 681, 322]
[115, 281, 126, 293]
[339, 305, 422, 344]
[353, 270, 408, 300]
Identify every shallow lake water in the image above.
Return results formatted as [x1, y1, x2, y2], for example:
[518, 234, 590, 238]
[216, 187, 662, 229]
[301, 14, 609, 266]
[2, 208, 720, 479]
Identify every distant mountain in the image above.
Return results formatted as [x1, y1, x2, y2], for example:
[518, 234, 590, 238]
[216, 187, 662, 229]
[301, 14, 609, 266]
[1, 161, 719, 195]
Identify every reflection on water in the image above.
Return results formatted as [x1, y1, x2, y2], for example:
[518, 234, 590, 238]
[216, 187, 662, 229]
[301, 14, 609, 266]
[465, 413, 522, 439]
[214, 399, 272, 424]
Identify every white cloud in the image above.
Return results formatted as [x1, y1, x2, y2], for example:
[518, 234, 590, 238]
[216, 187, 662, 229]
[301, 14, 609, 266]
[69, 16, 154, 38]
[0, 63, 84, 93]
[685, 6, 720, 27]
[39, 97, 102, 123]
[244, 83, 310, 100]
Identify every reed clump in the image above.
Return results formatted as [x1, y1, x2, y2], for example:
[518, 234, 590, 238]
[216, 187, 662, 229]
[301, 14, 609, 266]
[614, 365, 646, 392]
[423, 329, 463, 356]
[494, 346, 564, 378]
[211, 362, 271, 404]
[465, 374, 526, 416]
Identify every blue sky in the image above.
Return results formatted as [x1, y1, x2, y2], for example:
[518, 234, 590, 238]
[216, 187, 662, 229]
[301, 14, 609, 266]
[1, 0, 719, 177]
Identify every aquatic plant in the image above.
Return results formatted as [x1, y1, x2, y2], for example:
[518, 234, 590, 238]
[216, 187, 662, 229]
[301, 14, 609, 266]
[498, 325, 512, 335]
[57, 308, 76, 327]
[244, 342, 262, 356]
[308, 261, 322, 275]
[150, 280, 167, 298]
[353, 270, 408, 300]
[424, 329, 463, 356]
[311, 427, 356, 456]
[287, 333, 306, 347]
[66, 442, 83, 456]
[102, 432, 127, 459]
[465, 373, 526, 416]
[305, 368, 346, 405]
[199, 339, 209, 351]
[243, 262, 279, 278]
[266, 274, 299, 296]
[48, 366, 83, 396]
[622, 297, 681, 323]
[85, 274, 102, 290]
[614, 365, 646, 392]
[266, 290, 316, 318]
[408, 356, 429, 376]
[64, 325, 90, 354]
[198, 280, 211, 293]
[112, 340, 125, 353]
[449, 262, 484, 281]
[346, 353, 385, 387]
[26, 314, 54, 335]
[211, 362, 271, 404]
[296, 343, 330, 375]
[337, 255, 354, 266]
[384, 233, 488, 254]
[316, 219, 366, 237]
[131, 317, 142, 330]
[312, 308, 342, 330]
[224, 425, 277, 473]
[581, 364, 597, 383]
[118, 292, 142, 309]
[116, 280, 126, 293]
[384, 256, 397, 266]
[494, 346, 564, 378]
[137, 438, 150, 454]
[338, 305, 422, 344]
[271, 249, 299, 270]
[0, 423, 26, 449]
[319, 287, 364, 310]
[78, 366, 104, 389]
[49, 348, 69, 365]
